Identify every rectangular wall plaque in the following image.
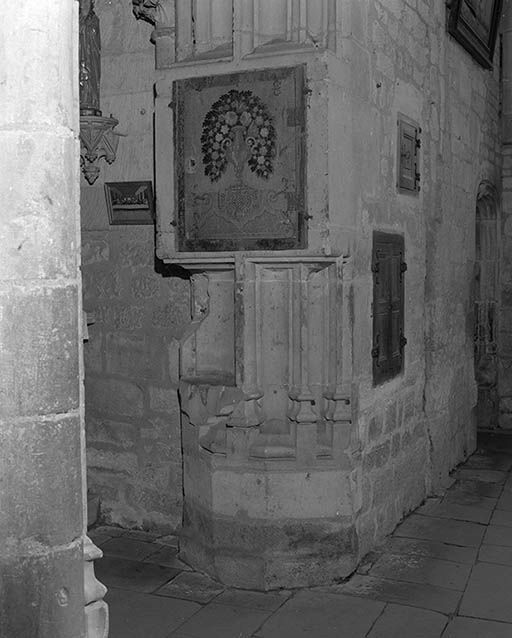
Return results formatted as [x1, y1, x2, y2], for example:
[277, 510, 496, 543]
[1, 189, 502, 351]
[105, 181, 155, 225]
[174, 66, 306, 252]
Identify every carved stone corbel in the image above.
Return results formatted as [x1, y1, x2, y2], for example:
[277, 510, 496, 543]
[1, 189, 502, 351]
[132, 0, 175, 68]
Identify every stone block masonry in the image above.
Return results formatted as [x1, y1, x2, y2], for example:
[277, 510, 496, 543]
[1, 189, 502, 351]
[81, 0, 191, 533]
[82, 225, 190, 532]
[350, 0, 501, 554]
[0, 1, 86, 636]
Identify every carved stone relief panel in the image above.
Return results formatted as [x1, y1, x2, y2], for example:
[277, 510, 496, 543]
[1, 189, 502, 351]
[174, 66, 306, 252]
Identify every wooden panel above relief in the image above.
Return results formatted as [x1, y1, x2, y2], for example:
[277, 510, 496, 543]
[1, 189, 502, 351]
[174, 66, 306, 252]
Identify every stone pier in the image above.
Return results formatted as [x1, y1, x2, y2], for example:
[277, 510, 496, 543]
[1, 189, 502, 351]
[0, 1, 87, 636]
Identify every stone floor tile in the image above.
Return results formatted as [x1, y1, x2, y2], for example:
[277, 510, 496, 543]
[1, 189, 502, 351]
[368, 553, 471, 591]
[478, 544, 512, 567]
[148, 545, 179, 558]
[123, 529, 162, 541]
[155, 571, 225, 604]
[357, 550, 385, 575]
[448, 479, 503, 498]
[483, 524, 512, 547]
[490, 509, 512, 528]
[394, 514, 486, 547]
[496, 490, 512, 511]
[334, 575, 461, 614]
[174, 603, 271, 638]
[87, 531, 112, 546]
[257, 591, 384, 638]
[416, 500, 492, 524]
[90, 525, 125, 537]
[366, 603, 448, 638]
[459, 562, 512, 623]
[454, 468, 508, 484]
[443, 616, 512, 638]
[384, 537, 477, 565]
[214, 588, 292, 611]
[464, 451, 512, 472]
[477, 432, 512, 454]
[106, 586, 200, 638]
[443, 489, 497, 510]
[95, 556, 180, 593]
[101, 536, 157, 561]
[156, 534, 180, 548]
[143, 545, 191, 570]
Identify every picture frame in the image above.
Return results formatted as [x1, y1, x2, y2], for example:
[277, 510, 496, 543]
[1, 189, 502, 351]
[173, 66, 306, 252]
[447, 0, 503, 69]
[104, 181, 155, 225]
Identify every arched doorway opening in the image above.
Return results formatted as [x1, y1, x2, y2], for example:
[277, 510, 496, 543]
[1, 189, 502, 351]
[474, 181, 500, 429]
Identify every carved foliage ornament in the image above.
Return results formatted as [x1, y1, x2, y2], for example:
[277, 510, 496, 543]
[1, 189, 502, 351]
[201, 90, 276, 182]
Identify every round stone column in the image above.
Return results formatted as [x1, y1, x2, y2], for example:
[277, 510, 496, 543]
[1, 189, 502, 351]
[0, 1, 86, 636]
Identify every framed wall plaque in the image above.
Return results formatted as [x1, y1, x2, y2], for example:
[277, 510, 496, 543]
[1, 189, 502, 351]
[174, 66, 306, 252]
[447, 0, 503, 69]
[105, 181, 155, 225]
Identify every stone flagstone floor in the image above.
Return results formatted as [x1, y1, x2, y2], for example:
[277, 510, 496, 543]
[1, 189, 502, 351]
[91, 431, 512, 637]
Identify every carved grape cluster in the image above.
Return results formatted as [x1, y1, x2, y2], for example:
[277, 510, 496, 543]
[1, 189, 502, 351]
[201, 89, 276, 182]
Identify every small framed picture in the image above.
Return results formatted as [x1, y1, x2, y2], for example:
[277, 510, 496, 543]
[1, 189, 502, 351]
[447, 0, 503, 69]
[104, 181, 155, 225]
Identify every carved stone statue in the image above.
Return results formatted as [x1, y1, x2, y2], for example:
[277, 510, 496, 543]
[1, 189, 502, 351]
[132, 0, 174, 27]
[79, 0, 101, 116]
[132, 0, 175, 67]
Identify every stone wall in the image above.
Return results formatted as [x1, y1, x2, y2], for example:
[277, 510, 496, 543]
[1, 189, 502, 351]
[81, 0, 190, 532]
[82, 0, 502, 557]
[500, 147, 512, 426]
[333, 0, 502, 555]
[500, 4, 512, 430]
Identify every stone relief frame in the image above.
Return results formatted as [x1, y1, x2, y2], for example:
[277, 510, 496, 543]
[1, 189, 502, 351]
[447, 0, 503, 69]
[174, 66, 306, 252]
[104, 181, 155, 225]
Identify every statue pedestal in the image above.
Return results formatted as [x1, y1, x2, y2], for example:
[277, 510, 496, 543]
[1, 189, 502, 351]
[79, 115, 119, 185]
